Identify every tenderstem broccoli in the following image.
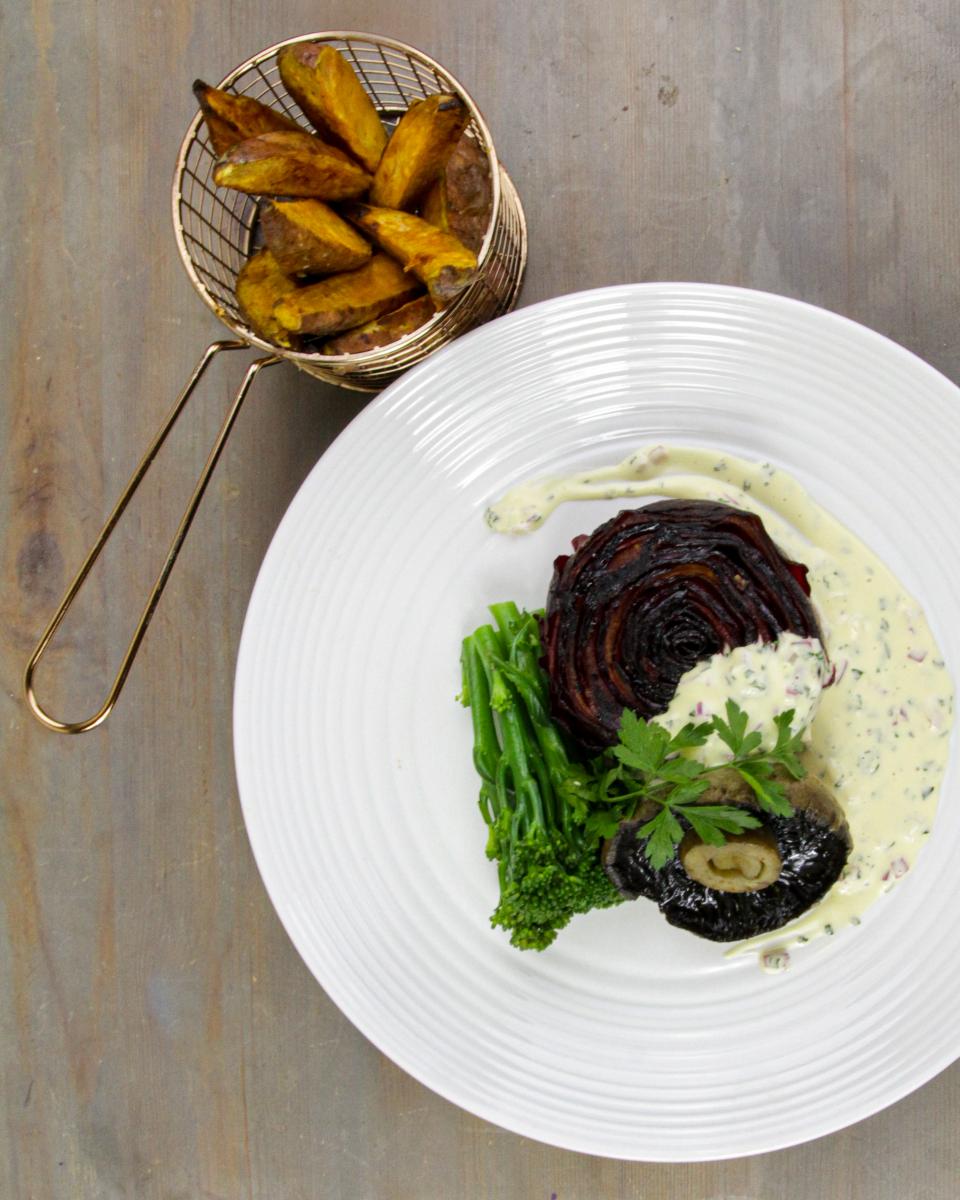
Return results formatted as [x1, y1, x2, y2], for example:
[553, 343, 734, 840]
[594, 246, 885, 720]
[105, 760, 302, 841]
[460, 602, 622, 950]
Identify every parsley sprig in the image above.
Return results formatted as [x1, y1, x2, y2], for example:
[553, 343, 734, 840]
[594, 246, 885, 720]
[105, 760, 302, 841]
[587, 700, 808, 869]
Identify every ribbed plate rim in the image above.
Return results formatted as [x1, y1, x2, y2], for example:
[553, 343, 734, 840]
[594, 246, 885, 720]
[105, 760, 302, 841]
[233, 282, 960, 1161]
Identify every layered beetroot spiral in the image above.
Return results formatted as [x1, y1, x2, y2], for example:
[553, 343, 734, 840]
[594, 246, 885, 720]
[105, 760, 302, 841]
[542, 500, 823, 750]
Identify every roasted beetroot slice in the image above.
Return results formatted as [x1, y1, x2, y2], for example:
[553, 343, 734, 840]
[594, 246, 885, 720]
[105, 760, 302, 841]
[542, 500, 822, 750]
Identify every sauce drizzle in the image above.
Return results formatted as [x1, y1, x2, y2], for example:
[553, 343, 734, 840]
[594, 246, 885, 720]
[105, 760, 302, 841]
[487, 445, 955, 957]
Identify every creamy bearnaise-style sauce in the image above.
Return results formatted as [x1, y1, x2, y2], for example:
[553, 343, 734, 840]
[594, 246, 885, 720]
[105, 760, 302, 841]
[486, 445, 954, 963]
[658, 633, 829, 767]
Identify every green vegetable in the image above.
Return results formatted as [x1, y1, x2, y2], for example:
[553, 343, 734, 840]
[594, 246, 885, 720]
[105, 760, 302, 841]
[460, 600, 811, 946]
[593, 701, 808, 869]
[460, 603, 622, 950]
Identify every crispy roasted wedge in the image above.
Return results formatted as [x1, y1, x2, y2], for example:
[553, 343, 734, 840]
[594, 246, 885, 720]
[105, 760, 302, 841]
[260, 199, 372, 276]
[342, 204, 477, 306]
[370, 93, 469, 210]
[439, 132, 492, 253]
[193, 80, 301, 156]
[420, 134, 492, 254]
[272, 254, 422, 336]
[213, 130, 371, 199]
[420, 177, 449, 231]
[277, 43, 387, 173]
[235, 250, 298, 348]
[321, 294, 437, 354]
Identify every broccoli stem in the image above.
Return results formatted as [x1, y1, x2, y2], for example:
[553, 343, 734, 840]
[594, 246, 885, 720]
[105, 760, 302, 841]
[511, 689, 558, 830]
[472, 625, 545, 835]
[489, 601, 589, 836]
[460, 635, 500, 789]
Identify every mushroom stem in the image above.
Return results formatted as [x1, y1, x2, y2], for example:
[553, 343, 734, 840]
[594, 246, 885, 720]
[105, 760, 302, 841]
[679, 829, 782, 893]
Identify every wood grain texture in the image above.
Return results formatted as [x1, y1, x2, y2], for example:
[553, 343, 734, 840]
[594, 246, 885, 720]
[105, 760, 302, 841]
[2, 1, 959, 1197]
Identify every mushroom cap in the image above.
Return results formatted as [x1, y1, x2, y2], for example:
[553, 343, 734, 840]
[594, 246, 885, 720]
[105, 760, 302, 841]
[603, 770, 852, 942]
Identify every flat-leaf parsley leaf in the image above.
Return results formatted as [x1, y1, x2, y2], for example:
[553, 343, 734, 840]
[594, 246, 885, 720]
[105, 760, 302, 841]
[598, 700, 807, 868]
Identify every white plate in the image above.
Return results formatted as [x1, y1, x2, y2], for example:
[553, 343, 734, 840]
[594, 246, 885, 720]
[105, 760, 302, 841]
[233, 284, 960, 1161]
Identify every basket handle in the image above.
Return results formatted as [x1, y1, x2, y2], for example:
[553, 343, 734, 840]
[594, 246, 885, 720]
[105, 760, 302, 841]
[24, 340, 282, 733]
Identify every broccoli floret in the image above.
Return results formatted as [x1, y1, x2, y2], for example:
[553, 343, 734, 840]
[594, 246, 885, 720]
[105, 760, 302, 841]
[491, 831, 623, 949]
[570, 857, 623, 914]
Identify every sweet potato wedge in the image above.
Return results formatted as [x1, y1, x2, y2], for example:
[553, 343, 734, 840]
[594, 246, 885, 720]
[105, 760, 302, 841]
[420, 177, 449, 231]
[235, 249, 298, 348]
[213, 130, 371, 199]
[341, 204, 477, 307]
[260, 199, 372, 276]
[277, 43, 387, 173]
[440, 132, 493, 253]
[321, 295, 437, 355]
[193, 80, 301, 156]
[272, 254, 422, 336]
[420, 134, 492, 254]
[370, 93, 469, 210]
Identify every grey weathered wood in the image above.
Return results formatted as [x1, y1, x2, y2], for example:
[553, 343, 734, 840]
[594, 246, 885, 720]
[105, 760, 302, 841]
[3, 2, 960, 1197]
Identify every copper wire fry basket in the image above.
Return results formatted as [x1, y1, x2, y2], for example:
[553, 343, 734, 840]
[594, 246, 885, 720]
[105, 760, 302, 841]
[25, 31, 527, 734]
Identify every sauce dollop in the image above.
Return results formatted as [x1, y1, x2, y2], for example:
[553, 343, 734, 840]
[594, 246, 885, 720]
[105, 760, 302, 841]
[659, 633, 829, 767]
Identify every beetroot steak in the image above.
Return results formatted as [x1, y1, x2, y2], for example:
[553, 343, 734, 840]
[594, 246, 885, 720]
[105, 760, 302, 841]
[541, 500, 822, 751]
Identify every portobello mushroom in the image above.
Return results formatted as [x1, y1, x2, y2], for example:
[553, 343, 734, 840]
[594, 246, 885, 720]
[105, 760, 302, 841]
[603, 769, 851, 942]
[542, 500, 822, 751]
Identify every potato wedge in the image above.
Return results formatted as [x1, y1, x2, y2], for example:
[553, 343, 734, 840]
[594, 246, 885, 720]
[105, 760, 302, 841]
[420, 177, 449, 231]
[321, 295, 437, 355]
[260, 199, 372, 276]
[440, 133, 493, 253]
[273, 254, 422, 336]
[193, 80, 301, 156]
[277, 43, 387, 173]
[341, 204, 477, 307]
[235, 249, 298, 348]
[370, 93, 469, 210]
[213, 131, 371, 199]
[420, 135, 492, 254]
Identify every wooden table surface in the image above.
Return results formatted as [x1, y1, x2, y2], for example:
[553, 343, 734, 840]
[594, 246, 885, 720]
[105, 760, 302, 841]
[4, 2, 960, 1197]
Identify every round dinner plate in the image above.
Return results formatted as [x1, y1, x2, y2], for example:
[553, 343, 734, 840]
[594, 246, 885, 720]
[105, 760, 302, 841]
[233, 284, 960, 1161]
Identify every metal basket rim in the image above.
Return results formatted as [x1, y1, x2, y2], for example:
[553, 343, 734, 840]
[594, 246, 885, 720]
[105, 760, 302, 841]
[171, 30, 504, 368]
